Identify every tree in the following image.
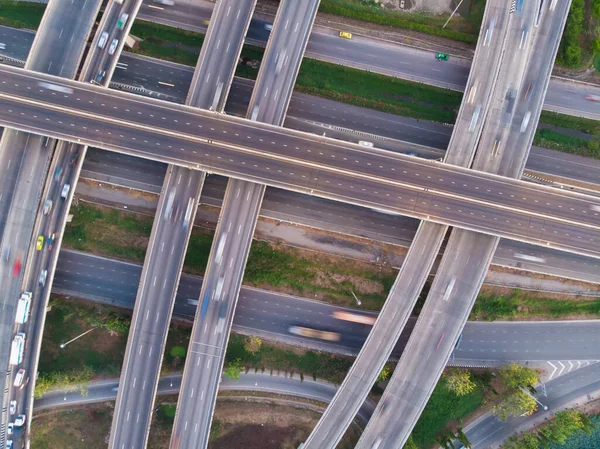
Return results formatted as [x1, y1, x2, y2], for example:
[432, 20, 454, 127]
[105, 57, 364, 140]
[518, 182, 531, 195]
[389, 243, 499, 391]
[243, 336, 262, 354]
[445, 369, 476, 396]
[499, 363, 538, 390]
[377, 363, 392, 383]
[223, 358, 243, 380]
[455, 427, 471, 449]
[493, 389, 537, 421]
[434, 430, 455, 449]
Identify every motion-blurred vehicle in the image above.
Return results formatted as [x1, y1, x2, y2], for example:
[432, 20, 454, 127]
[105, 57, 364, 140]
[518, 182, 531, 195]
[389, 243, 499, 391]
[39, 270, 48, 286]
[36, 235, 44, 251]
[13, 258, 21, 277]
[70, 151, 79, 166]
[108, 38, 119, 55]
[43, 199, 53, 215]
[117, 13, 129, 29]
[332, 310, 376, 325]
[154, 0, 175, 5]
[339, 31, 352, 39]
[435, 52, 449, 61]
[586, 95, 599, 101]
[47, 233, 56, 251]
[2, 245, 10, 262]
[94, 70, 106, 85]
[288, 326, 341, 342]
[61, 183, 70, 199]
[98, 31, 109, 49]
[54, 166, 62, 181]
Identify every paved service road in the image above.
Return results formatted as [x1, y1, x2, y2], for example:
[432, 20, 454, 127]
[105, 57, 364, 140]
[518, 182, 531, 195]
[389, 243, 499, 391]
[465, 362, 600, 448]
[0, 67, 599, 258]
[137, 0, 600, 120]
[34, 372, 376, 424]
[51, 250, 600, 363]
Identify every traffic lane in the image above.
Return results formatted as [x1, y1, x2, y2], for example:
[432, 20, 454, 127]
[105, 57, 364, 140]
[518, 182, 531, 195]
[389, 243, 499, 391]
[25, 0, 99, 77]
[544, 79, 600, 121]
[174, 180, 265, 449]
[34, 372, 376, 423]
[357, 231, 499, 449]
[457, 321, 600, 362]
[138, 0, 214, 33]
[110, 166, 203, 449]
[466, 362, 600, 448]
[302, 220, 448, 449]
[52, 250, 600, 362]
[186, 0, 257, 110]
[0, 26, 34, 61]
[527, 145, 600, 185]
[110, 52, 600, 185]
[251, 0, 319, 126]
[1, 96, 598, 247]
[5, 100, 598, 260]
[2, 67, 598, 230]
[83, 147, 167, 189]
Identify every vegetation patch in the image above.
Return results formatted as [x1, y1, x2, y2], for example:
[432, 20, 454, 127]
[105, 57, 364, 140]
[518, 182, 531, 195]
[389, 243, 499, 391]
[63, 203, 152, 261]
[533, 128, 595, 157]
[38, 297, 128, 378]
[410, 372, 485, 448]
[318, 0, 482, 44]
[546, 414, 600, 449]
[471, 291, 600, 321]
[0, 0, 45, 29]
[504, 409, 596, 449]
[225, 334, 353, 384]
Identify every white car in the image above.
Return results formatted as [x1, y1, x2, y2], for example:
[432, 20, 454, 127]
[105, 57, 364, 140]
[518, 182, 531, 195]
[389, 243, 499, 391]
[14, 414, 26, 427]
[108, 38, 119, 55]
[7, 423, 14, 435]
[98, 31, 109, 49]
[13, 369, 25, 387]
[39, 270, 48, 287]
[6, 440, 13, 449]
[43, 199, 53, 215]
[9, 400, 16, 415]
[61, 183, 70, 199]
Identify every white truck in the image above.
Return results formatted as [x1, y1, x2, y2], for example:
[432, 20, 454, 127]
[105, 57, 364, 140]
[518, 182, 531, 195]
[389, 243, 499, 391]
[9, 333, 25, 366]
[15, 292, 31, 324]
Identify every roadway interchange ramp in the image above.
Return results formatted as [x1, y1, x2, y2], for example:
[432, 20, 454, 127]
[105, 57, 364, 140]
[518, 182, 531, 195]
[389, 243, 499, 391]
[107, 1, 257, 449]
[356, 1, 574, 448]
[300, 0, 512, 446]
[0, 65, 599, 258]
[0, 0, 102, 447]
[170, 1, 320, 448]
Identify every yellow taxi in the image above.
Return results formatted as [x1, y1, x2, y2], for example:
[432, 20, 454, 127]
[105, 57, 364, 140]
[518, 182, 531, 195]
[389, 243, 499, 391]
[36, 235, 44, 251]
[339, 31, 353, 39]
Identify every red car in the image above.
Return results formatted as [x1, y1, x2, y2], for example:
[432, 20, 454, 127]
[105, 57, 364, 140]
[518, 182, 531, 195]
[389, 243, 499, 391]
[586, 95, 599, 102]
[13, 258, 21, 277]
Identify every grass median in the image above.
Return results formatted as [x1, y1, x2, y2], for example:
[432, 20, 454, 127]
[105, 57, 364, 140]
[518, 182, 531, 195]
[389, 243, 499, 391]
[0, 0, 45, 29]
[471, 290, 600, 321]
[63, 203, 397, 309]
[318, 0, 484, 45]
[126, 20, 600, 156]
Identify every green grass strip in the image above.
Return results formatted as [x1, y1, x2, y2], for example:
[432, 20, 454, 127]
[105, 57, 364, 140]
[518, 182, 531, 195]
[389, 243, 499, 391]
[319, 0, 478, 44]
[0, 0, 45, 29]
[471, 291, 600, 321]
[533, 128, 594, 155]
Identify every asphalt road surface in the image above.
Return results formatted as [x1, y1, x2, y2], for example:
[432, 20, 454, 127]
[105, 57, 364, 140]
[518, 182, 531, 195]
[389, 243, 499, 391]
[0, 1, 102, 447]
[136, 0, 600, 120]
[0, 66, 599, 258]
[51, 250, 600, 363]
[356, 3, 573, 448]
[465, 361, 600, 448]
[33, 372, 376, 424]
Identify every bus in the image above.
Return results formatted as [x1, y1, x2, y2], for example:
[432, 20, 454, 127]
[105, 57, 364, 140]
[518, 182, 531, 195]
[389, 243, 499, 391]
[331, 310, 376, 325]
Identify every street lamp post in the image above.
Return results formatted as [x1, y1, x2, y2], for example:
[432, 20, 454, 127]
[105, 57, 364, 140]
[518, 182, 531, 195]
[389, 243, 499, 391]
[59, 327, 96, 349]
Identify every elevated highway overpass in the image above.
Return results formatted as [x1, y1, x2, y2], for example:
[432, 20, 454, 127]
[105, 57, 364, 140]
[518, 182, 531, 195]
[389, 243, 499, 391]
[0, 65, 599, 258]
